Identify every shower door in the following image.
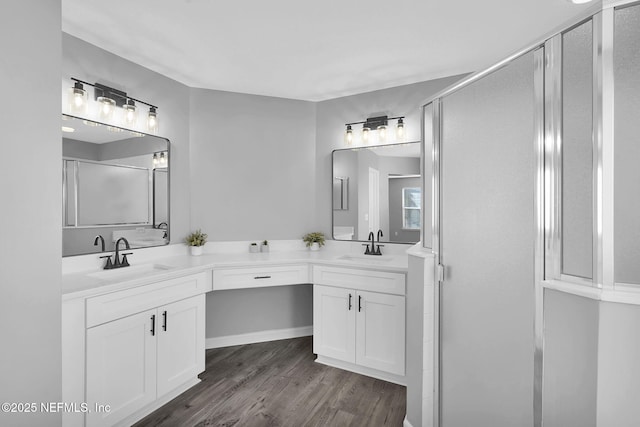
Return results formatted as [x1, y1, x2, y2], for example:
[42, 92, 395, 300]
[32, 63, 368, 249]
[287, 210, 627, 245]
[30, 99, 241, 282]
[438, 50, 537, 427]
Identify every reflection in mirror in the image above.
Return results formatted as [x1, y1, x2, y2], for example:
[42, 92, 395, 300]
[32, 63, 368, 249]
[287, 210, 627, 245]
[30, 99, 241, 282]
[62, 114, 170, 257]
[332, 142, 421, 244]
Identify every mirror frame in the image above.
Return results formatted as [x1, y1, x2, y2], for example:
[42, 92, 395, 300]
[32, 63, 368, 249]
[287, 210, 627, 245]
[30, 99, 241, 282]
[61, 113, 171, 257]
[331, 141, 422, 245]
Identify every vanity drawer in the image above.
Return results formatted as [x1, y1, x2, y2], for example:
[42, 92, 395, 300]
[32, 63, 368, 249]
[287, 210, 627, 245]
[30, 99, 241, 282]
[312, 265, 405, 296]
[86, 272, 211, 328]
[213, 264, 310, 290]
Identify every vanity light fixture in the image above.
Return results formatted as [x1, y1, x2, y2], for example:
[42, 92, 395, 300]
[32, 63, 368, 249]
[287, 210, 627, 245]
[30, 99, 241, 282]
[396, 117, 405, 141]
[344, 115, 405, 146]
[147, 107, 159, 133]
[68, 81, 88, 115]
[344, 124, 354, 146]
[68, 77, 159, 133]
[122, 99, 137, 127]
[153, 151, 168, 167]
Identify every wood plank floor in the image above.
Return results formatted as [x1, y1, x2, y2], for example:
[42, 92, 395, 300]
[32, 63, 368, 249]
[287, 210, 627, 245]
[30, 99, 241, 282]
[134, 336, 406, 427]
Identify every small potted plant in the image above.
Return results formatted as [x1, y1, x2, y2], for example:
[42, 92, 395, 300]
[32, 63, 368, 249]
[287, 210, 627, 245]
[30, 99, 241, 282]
[249, 242, 259, 253]
[303, 232, 325, 251]
[261, 240, 269, 253]
[185, 229, 207, 256]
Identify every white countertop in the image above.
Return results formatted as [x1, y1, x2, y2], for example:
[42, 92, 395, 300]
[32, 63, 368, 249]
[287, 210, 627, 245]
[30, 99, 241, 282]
[62, 240, 410, 300]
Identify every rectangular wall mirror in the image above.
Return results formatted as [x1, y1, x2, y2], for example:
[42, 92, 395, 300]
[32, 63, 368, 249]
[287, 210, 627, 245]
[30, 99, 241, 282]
[62, 114, 170, 257]
[332, 142, 421, 244]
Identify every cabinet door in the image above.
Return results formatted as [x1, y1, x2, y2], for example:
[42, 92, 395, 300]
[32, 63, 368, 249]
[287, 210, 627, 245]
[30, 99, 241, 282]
[86, 309, 157, 427]
[355, 291, 405, 375]
[313, 285, 356, 363]
[157, 295, 205, 397]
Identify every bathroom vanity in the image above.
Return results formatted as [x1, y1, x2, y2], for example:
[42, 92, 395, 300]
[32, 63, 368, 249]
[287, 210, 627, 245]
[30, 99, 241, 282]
[61, 241, 408, 427]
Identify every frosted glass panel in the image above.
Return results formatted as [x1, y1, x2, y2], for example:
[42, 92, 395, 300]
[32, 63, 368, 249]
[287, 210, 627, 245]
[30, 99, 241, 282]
[439, 51, 535, 426]
[561, 20, 593, 279]
[422, 103, 433, 249]
[615, 5, 640, 284]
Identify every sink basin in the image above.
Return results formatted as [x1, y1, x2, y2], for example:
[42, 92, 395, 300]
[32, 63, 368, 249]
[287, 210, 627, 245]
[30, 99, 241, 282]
[338, 254, 394, 264]
[87, 263, 173, 280]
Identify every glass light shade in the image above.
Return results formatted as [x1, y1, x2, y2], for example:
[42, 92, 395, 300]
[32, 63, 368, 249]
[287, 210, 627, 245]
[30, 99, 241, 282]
[97, 96, 116, 121]
[147, 107, 159, 133]
[378, 125, 387, 142]
[153, 153, 159, 166]
[122, 100, 137, 127]
[396, 118, 405, 141]
[362, 126, 371, 144]
[344, 125, 353, 146]
[68, 83, 88, 115]
[160, 152, 166, 165]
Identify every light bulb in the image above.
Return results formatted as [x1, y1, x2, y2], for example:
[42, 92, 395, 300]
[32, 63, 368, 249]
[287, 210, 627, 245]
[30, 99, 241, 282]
[362, 126, 370, 144]
[97, 96, 116, 121]
[147, 107, 159, 133]
[344, 125, 353, 146]
[396, 118, 405, 142]
[123, 99, 137, 127]
[378, 125, 387, 142]
[68, 82, 88, 115]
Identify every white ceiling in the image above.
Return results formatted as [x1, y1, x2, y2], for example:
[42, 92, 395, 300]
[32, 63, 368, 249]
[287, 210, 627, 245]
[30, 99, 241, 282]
[62, 0, 595, 102]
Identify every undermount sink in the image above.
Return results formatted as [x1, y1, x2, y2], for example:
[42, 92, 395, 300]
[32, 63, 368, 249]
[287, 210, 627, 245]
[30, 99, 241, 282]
[87, 263, 173, 280]
[338, 254, 394, 264]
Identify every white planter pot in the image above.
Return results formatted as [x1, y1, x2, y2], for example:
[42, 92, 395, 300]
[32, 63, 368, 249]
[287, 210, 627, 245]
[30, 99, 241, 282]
[190, 246, 203, 256]
[309, 242, 320, 251]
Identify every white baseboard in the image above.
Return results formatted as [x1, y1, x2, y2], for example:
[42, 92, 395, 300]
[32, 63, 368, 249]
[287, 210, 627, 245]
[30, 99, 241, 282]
[315, 355, 406, 386]
[206, 325, 313, 349]
[403, 415, 414, 427]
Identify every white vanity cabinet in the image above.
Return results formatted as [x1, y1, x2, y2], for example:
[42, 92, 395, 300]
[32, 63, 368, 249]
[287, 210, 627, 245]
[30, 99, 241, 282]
[63, 271, 210, 427]
[86, 295, 204, 427]
[212, 263, 309, 290]
[312, 265, 406, 383]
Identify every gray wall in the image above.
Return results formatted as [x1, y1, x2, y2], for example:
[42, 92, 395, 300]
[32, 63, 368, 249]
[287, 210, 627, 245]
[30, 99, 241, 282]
[189, 89, 316, 340]
[206, 285, 313, 337]
[189, 88, 317, 240]
[543, 290, 599, 427]
[0, 1, 62, 426]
